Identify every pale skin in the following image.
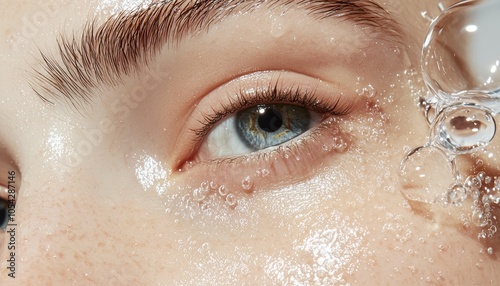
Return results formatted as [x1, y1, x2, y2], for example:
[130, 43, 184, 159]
[0, 0, 499, 284]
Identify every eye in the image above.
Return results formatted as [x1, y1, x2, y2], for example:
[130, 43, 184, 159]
[178, 71, 361, 178]
[201, 103, 322, 158]
[0, 198, 7, 230]
[0, 187, 10, 230]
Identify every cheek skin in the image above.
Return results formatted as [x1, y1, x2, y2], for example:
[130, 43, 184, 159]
[0, 186, 166, 284]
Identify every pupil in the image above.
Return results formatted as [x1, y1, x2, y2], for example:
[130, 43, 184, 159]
[258, 107, 283, 132]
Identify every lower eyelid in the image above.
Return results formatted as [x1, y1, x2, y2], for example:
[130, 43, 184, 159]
[177, 116, 353, 195]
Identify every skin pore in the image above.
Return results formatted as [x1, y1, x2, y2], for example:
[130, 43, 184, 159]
[0, 0, 499, 284]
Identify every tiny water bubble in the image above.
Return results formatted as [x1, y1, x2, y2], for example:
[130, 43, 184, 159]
[471, 206, 489, 227]
[485, 176, 492, 185]
[241, 176, 254, 192]
[209, 180, 218, 190]
[332, 137, 348, 152]
[488, 225, 497, 235]
[193, 188, 206, 202]
[487, 247, 494, 255]
[225, 193, 237, 207]
[464, 175, 482, 193]
[446, 183, 467, 205]
[478, 171, 486, 181]
[218, 185, 228, 196]
[357, 84, 375, 98]
[261, 168, 269, 177]
[322, 144, 331, 152]
[200, 181, 209, 192]
[490, 193, 500, 204]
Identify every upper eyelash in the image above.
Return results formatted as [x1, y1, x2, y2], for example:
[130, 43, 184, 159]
[191, 81, 354, 141]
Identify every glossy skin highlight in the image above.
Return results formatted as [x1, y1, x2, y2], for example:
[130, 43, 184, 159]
[0, 0, 499, 284]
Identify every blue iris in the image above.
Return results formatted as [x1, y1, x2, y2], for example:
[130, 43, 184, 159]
[235, 104, 311, 150]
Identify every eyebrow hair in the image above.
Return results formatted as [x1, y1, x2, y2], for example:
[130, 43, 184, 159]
[30, 0, 402, 110]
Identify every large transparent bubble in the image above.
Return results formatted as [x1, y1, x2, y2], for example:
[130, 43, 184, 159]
[422, 0, 500, 105]
[431, 103, 496, 154]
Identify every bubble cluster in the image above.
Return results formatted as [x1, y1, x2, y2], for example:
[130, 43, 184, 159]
[399, 0, 500, 238]
[356, 84, 375, 98]
[192, 181, 238, 207]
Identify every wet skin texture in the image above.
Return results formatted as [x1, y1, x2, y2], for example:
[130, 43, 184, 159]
[0, 0, 499, 284]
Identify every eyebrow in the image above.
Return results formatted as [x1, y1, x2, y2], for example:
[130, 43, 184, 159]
[30, 0, 402, 110]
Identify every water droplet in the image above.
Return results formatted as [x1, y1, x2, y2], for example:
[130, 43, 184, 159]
[478, 231, 487, 242]
[487, 247, 494, 255]
[209, 180, 218, 190]
[422, 0, 500, 95]
[432, 105, 496, 154]
[261, 169, 270, 177]
[485, 176, 492, 185]
[241, 176, 253, 192]
[464, 175, 482, 192]
[399, 145, 455, 203]
[225, 193, 237, 207]
[193, 188, 206, 202]
[471, 206, 488, 227]
[332, 137, 348, 152]
[200, 181, 209, 191]
[488, 225, 497, 235]
[357, 84, 375, 98]
[218, 185, 228, 196]
[446, 183, 467, 205]
[490, 193, 500, 204]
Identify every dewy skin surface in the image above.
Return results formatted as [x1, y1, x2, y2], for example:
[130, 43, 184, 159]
[1, 0, 499, 284]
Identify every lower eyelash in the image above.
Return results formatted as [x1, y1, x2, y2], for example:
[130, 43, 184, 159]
[182, 115, 352, 190]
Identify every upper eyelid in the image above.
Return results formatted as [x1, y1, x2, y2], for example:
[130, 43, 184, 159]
[191, 81, 352, 141]
[28, 0, 402, 113]
[183, 70, 360, 154]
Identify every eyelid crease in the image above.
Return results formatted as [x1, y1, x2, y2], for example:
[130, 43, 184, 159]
[29, 0, 402, 113]
[190, 80, 356, 142]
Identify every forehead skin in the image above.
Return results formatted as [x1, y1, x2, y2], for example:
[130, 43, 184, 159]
[1, 0, 499, 285]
